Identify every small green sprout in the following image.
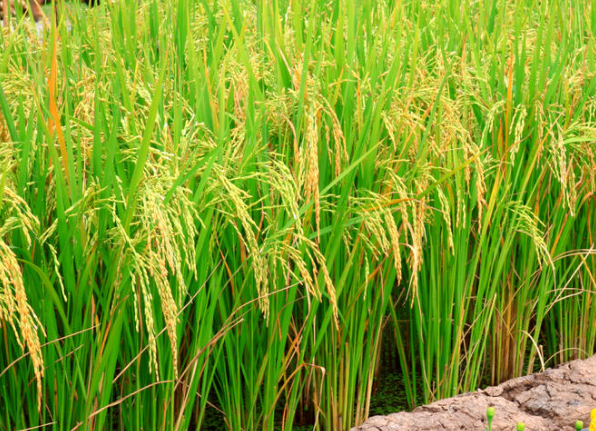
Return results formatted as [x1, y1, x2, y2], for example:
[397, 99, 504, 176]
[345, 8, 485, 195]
[517, 422, 526, 431]
[486, 406, 496, 431]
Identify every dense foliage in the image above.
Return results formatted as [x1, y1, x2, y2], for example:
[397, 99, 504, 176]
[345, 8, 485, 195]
[1, 0, 595, 429]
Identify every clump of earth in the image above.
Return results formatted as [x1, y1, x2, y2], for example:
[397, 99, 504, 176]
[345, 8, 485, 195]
[352, 355, 596, 431]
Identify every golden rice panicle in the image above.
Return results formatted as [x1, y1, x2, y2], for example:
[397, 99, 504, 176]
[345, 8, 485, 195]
[363, 206, 390, 261]
[321, 262, 338, 329]
[547, 124, 582, 216]
[265, 92, 299, 171]
[231, 68, 249, 125]
[320, 98, 347, 178]
[409, 177, 430, 303]
[436, 188, 454, 253]
[510, 106, 527, 166]
[141, 274, 159, 379]
[456, 188, 465, 229]
[153, 269, 179, 377]
[0, 241, 44, 407]
[265, 158, 303, 237]
[0, 171, 44, 407]
[384, 210, 403, 284]
[483, 101, 506, 150]
[135, 176, 199, 378]
[332, 118, 346, 178]
[111, 202, 160, 377]
[313, 246, 338, 329]
[109, 167, 202, 379]
[145, 202, 180, 376]
[137, 252, 162, 378]
[474, 154, 487, 224]
[130, 267, 141, 333]
[506, 201, 553, 270]
[216, 168, 270, 318]
[286, 245, 319, 301]
[304, 104, 321, 239]
[572, 121, 596, 195]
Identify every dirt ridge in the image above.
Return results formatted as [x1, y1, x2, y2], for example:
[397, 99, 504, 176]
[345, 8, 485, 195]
[351, 355, 596, 431]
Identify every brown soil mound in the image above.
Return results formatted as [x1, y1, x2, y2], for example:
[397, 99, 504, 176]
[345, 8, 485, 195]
[351, 355, 596, 431]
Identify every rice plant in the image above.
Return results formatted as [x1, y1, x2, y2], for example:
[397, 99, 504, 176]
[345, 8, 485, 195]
[0, 0, 594, 430]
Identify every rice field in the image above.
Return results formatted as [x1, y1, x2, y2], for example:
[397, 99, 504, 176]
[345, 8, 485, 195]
[0, 0, 595, 430]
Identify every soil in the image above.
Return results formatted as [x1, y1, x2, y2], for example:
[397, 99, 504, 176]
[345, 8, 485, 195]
[351, 355, 596, 431]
